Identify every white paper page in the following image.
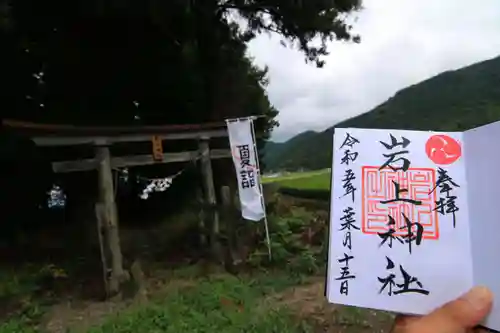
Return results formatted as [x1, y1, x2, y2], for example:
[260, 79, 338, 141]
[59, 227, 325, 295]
[327, 128, 473, 315]
[464, 120, 500, 331]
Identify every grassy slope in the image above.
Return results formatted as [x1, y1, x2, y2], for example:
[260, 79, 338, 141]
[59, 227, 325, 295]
[0, 269, 305, 333]
[86, 272, 308, 333]
[0, 267, 394, 333]
[0, 197, 394, 333]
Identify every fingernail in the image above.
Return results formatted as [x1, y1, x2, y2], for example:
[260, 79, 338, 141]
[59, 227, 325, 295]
[463, 286, 493, 311]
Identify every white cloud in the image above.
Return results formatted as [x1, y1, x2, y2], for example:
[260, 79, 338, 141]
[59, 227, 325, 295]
[247, 0, 500, 142]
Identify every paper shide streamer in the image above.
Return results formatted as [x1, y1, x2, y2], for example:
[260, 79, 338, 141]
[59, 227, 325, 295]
[139, 177, 174, 200]
[115, 151, 201, 200]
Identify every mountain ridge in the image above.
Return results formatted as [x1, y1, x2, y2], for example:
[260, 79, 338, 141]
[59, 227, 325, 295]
[264, 54, 500, 171]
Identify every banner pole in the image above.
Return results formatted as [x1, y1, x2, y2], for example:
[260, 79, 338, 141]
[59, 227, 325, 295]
[248, 118, 272, 261]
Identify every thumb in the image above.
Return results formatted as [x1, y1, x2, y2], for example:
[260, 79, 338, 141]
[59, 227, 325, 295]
[413, 286, 493, 333]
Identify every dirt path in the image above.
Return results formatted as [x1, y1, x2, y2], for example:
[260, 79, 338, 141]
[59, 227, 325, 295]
[266, 277, 395, 333]
[43, 300, 128, 333]
[42, 269, 197, 333]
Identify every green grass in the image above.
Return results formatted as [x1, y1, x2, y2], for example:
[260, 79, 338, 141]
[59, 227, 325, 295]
[275, 172, 331, 190]
[0, 319, 38, 333]
[0, 264, 52, 333]
[84, 272, 312, 333]
[0, 206, 393, 333]
[263, 169, 331, 187]
[262, 169, 329, 184]
[0, 265, 42, 300]
[0, 268, 311, 333]
[0, 268, 395, 333]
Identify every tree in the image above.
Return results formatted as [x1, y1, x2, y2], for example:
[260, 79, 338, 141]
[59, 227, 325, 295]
[1, 0, 362, 123]
[219, 0, 362, 67]
[0, 0, 362, 225]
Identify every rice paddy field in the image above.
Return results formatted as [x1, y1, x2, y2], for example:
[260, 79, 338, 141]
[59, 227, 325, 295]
[263, 169, 331, 190]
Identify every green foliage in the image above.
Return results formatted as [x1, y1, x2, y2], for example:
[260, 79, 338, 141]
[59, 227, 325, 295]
[228, 0, 362, 67]
[277, 172, 330, 190]
[265, 55, 500, 171]
[0, 264, 65, 333]
[338, 56, 500, 131]
[0, 318, 38, 333]
[263, 170, 331, 200]
[0, 269, 38, 300]
[278, 188, 330, 201]
[262, 170, 326, 184]
[1, 0, 362, 127]
[1, 0, 362, 218]
[0, 296, 44, 333]
[264, 131, 321, 171]
[0, 261, 314, 333]
[0, 263, 69, 299]
[84, 273, 311, 333]
[249, 208, 323, 275]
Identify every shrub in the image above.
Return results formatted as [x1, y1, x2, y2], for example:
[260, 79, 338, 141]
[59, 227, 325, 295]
[278, 187, 330, 201]
[248, 208, 325, 276]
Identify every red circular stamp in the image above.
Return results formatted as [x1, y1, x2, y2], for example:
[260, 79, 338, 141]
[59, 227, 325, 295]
[425, 135, 462, 165]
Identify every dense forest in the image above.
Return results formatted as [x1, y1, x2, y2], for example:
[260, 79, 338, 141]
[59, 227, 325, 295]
[264, 54, 500, 171]
[0, 0, 362, 249]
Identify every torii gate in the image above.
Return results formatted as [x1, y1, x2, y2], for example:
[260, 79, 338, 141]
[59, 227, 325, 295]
[3, 119, 232, 298]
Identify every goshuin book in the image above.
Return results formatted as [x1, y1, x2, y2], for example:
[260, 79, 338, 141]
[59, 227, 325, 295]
[326, 120, 500, 331]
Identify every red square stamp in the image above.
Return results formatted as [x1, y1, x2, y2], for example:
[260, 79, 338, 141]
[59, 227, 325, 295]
[361, 166, 439, 240]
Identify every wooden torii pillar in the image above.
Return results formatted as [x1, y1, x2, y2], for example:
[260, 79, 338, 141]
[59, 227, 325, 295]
[199, 138, 221, 261]
[3, 120, 231, 298]
[95, 145, 127, 296]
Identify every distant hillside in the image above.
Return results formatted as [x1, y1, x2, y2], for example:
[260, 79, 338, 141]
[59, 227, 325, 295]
[263, 130, 326, 171]
[264, 55, 500, 171]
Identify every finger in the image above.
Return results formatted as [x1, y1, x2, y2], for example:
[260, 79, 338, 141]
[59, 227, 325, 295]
[414, 286, 493, 333]
[391, 315, 419, 332]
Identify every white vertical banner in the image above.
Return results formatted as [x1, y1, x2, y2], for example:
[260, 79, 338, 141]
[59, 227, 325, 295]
[225, 118, 265, 221]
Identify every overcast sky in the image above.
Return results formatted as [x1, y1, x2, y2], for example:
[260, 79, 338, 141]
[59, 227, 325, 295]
[247, 0, 500, 142]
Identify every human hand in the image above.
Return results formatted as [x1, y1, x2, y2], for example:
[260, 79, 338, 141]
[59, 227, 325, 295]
[391, 286, 493, 333]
